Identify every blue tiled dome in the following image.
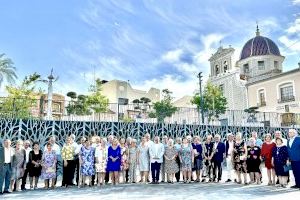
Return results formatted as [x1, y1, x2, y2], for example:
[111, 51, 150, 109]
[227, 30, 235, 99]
[240, 35, 281, 60]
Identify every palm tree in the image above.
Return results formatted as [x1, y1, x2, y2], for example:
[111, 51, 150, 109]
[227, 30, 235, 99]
[0, 53, 17, 86]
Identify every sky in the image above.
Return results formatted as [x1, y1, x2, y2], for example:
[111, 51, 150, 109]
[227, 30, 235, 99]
[0, 0, 300, 100]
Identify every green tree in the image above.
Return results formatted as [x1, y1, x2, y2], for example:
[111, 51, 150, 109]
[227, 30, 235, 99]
[0, 73, 41, 119]
[0, 53, 17, 87]
[151, 89, 177, 123]
[191, 82, 227, 122]
[86, 78, 109, 113]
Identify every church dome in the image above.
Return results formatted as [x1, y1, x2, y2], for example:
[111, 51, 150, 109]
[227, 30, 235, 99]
[240, 27, 281, 60]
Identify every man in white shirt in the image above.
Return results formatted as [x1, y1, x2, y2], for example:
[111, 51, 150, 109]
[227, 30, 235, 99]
[0, 139, 14, 194]
[149, 136, 165, 184]
[225, 133, 234, 182]
[21, 140, 32, 190]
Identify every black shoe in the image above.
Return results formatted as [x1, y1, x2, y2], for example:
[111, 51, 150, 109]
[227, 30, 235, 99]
[21, 188, 27, 191]
[0, 192, 3, 195]
[3, 191, 11, 194]
[225, 179, 231, 182]
[291, 185, 299, 189]
[150, 182, 156, 184]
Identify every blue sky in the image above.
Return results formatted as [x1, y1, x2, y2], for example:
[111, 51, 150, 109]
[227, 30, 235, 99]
[0, 0, 300, 99]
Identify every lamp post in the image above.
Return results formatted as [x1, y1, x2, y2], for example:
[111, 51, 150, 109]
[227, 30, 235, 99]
[39, 69, 58, 120]
[197, 72, 205, 124]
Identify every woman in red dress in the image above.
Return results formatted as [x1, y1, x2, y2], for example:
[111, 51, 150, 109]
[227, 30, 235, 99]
[261, 133, 276, 185]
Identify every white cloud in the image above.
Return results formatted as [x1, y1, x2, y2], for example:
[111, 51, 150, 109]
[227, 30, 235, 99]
[292, 0, 300, 5]
[161, 49, 183, 63]
[286, 18, 300, 34]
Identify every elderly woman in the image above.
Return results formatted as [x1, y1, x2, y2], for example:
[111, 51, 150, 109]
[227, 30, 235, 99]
[261, 133, 276, 185]
[28, 142, 42, 189]
[164, 139, 179, 183]
[61, 136, 76, 187]
[272, 138, 289, 187]
[79, 139, 95, 187]
[107, 138, 122, 185]
[95, 138, 108, 186]
[119, 138, 128, 183]
[41, 143, 56, 189]
[192, 136, 204, 182]
[138, 137, 150, 183]
[174, 137, 182, 182]
[11, 140, 26, 192]
[246, 137, 261, 184]
[179, 138, 194, 183]
[203, 135, 214, 182]
[128, 139, 138, 183]
[232, 132, 248, 184]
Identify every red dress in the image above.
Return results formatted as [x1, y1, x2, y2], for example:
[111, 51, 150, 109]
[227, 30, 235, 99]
[261, 142, 276, 169]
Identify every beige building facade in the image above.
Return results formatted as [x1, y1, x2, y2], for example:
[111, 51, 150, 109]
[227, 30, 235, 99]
[247, 68, 300, 113]
[101, 80, 160, 104]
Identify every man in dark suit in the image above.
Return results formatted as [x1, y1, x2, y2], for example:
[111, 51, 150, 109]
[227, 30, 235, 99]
[287, 129, 300, 189]
[212, 134, 226, 182]
[0, 139, 4, 195]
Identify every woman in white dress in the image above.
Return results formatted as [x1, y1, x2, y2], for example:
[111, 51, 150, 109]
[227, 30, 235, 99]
[138, 137, 150, 183]
[95, 138, 108, 186]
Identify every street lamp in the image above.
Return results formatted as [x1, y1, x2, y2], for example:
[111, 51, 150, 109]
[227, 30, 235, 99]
[38, 68, 58, 120]
[197, 72, 205, 124]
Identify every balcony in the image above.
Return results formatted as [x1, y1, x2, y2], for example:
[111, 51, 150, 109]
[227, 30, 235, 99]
[257, 101, 266, 107]
[278, 96, 295, 103]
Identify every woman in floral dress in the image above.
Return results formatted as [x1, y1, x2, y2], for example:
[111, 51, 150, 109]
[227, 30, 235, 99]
[95, 138, 108, 186]
[232, 132, 248, 184]
[138, 137, 150, 183]
[164, 139, 179, 183]
[128, 139, 138, 183]
[119, 138, 128, 183]
[79, 140, 95, 187]
[11, 140, 26, 191]
[179, 138, 194, 183]
[41, 143, 57, 189]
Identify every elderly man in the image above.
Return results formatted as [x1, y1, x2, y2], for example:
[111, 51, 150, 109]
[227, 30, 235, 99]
[149, 136, 165, 184]
[0, 139, 4, 195]
[0, 139, 14, 194]
[225, 133, 234, 182]
[287, 129, 300, 189]
[272, 131, 287, 146]
[252, 131, 263, 148]
[212, 134, 226, 182]
[21, 140, 32, 191]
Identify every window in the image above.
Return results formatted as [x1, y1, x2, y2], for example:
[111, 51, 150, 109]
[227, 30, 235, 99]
[223, 61, 228, 73]
[52, 103, 61, 113]
[215, 65, 219, 75]
[219, 84, 224, 94]
[243, 64, 249, 73]
[279, 83, 295, 103]
[258, 89, 266, 106]
[274, 61, 278, 69]
[258, 61, 265, 70]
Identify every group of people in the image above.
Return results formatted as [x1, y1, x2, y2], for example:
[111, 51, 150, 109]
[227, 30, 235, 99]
[0, 128, 300, 195]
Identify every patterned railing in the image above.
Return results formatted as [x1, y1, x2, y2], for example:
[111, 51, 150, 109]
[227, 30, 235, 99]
[0, 118, 299, 147]
[1, 97, 300, 127]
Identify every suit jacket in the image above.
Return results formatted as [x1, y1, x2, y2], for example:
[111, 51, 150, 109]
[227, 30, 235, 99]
[213, 142, 225, 162]
[288, 136, 300, 162]
[149, 143, 165, 163]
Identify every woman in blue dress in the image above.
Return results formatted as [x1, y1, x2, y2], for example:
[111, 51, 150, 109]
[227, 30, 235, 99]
[272, 138, 289, 187]
[107, 138, 122, 185]
[79, 140, 95, 187]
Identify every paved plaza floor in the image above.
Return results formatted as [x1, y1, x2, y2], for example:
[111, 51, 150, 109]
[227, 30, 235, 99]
[1, 181, 300, 200]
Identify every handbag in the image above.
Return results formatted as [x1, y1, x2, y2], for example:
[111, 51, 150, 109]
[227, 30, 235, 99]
[283, 164, 292, 172]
